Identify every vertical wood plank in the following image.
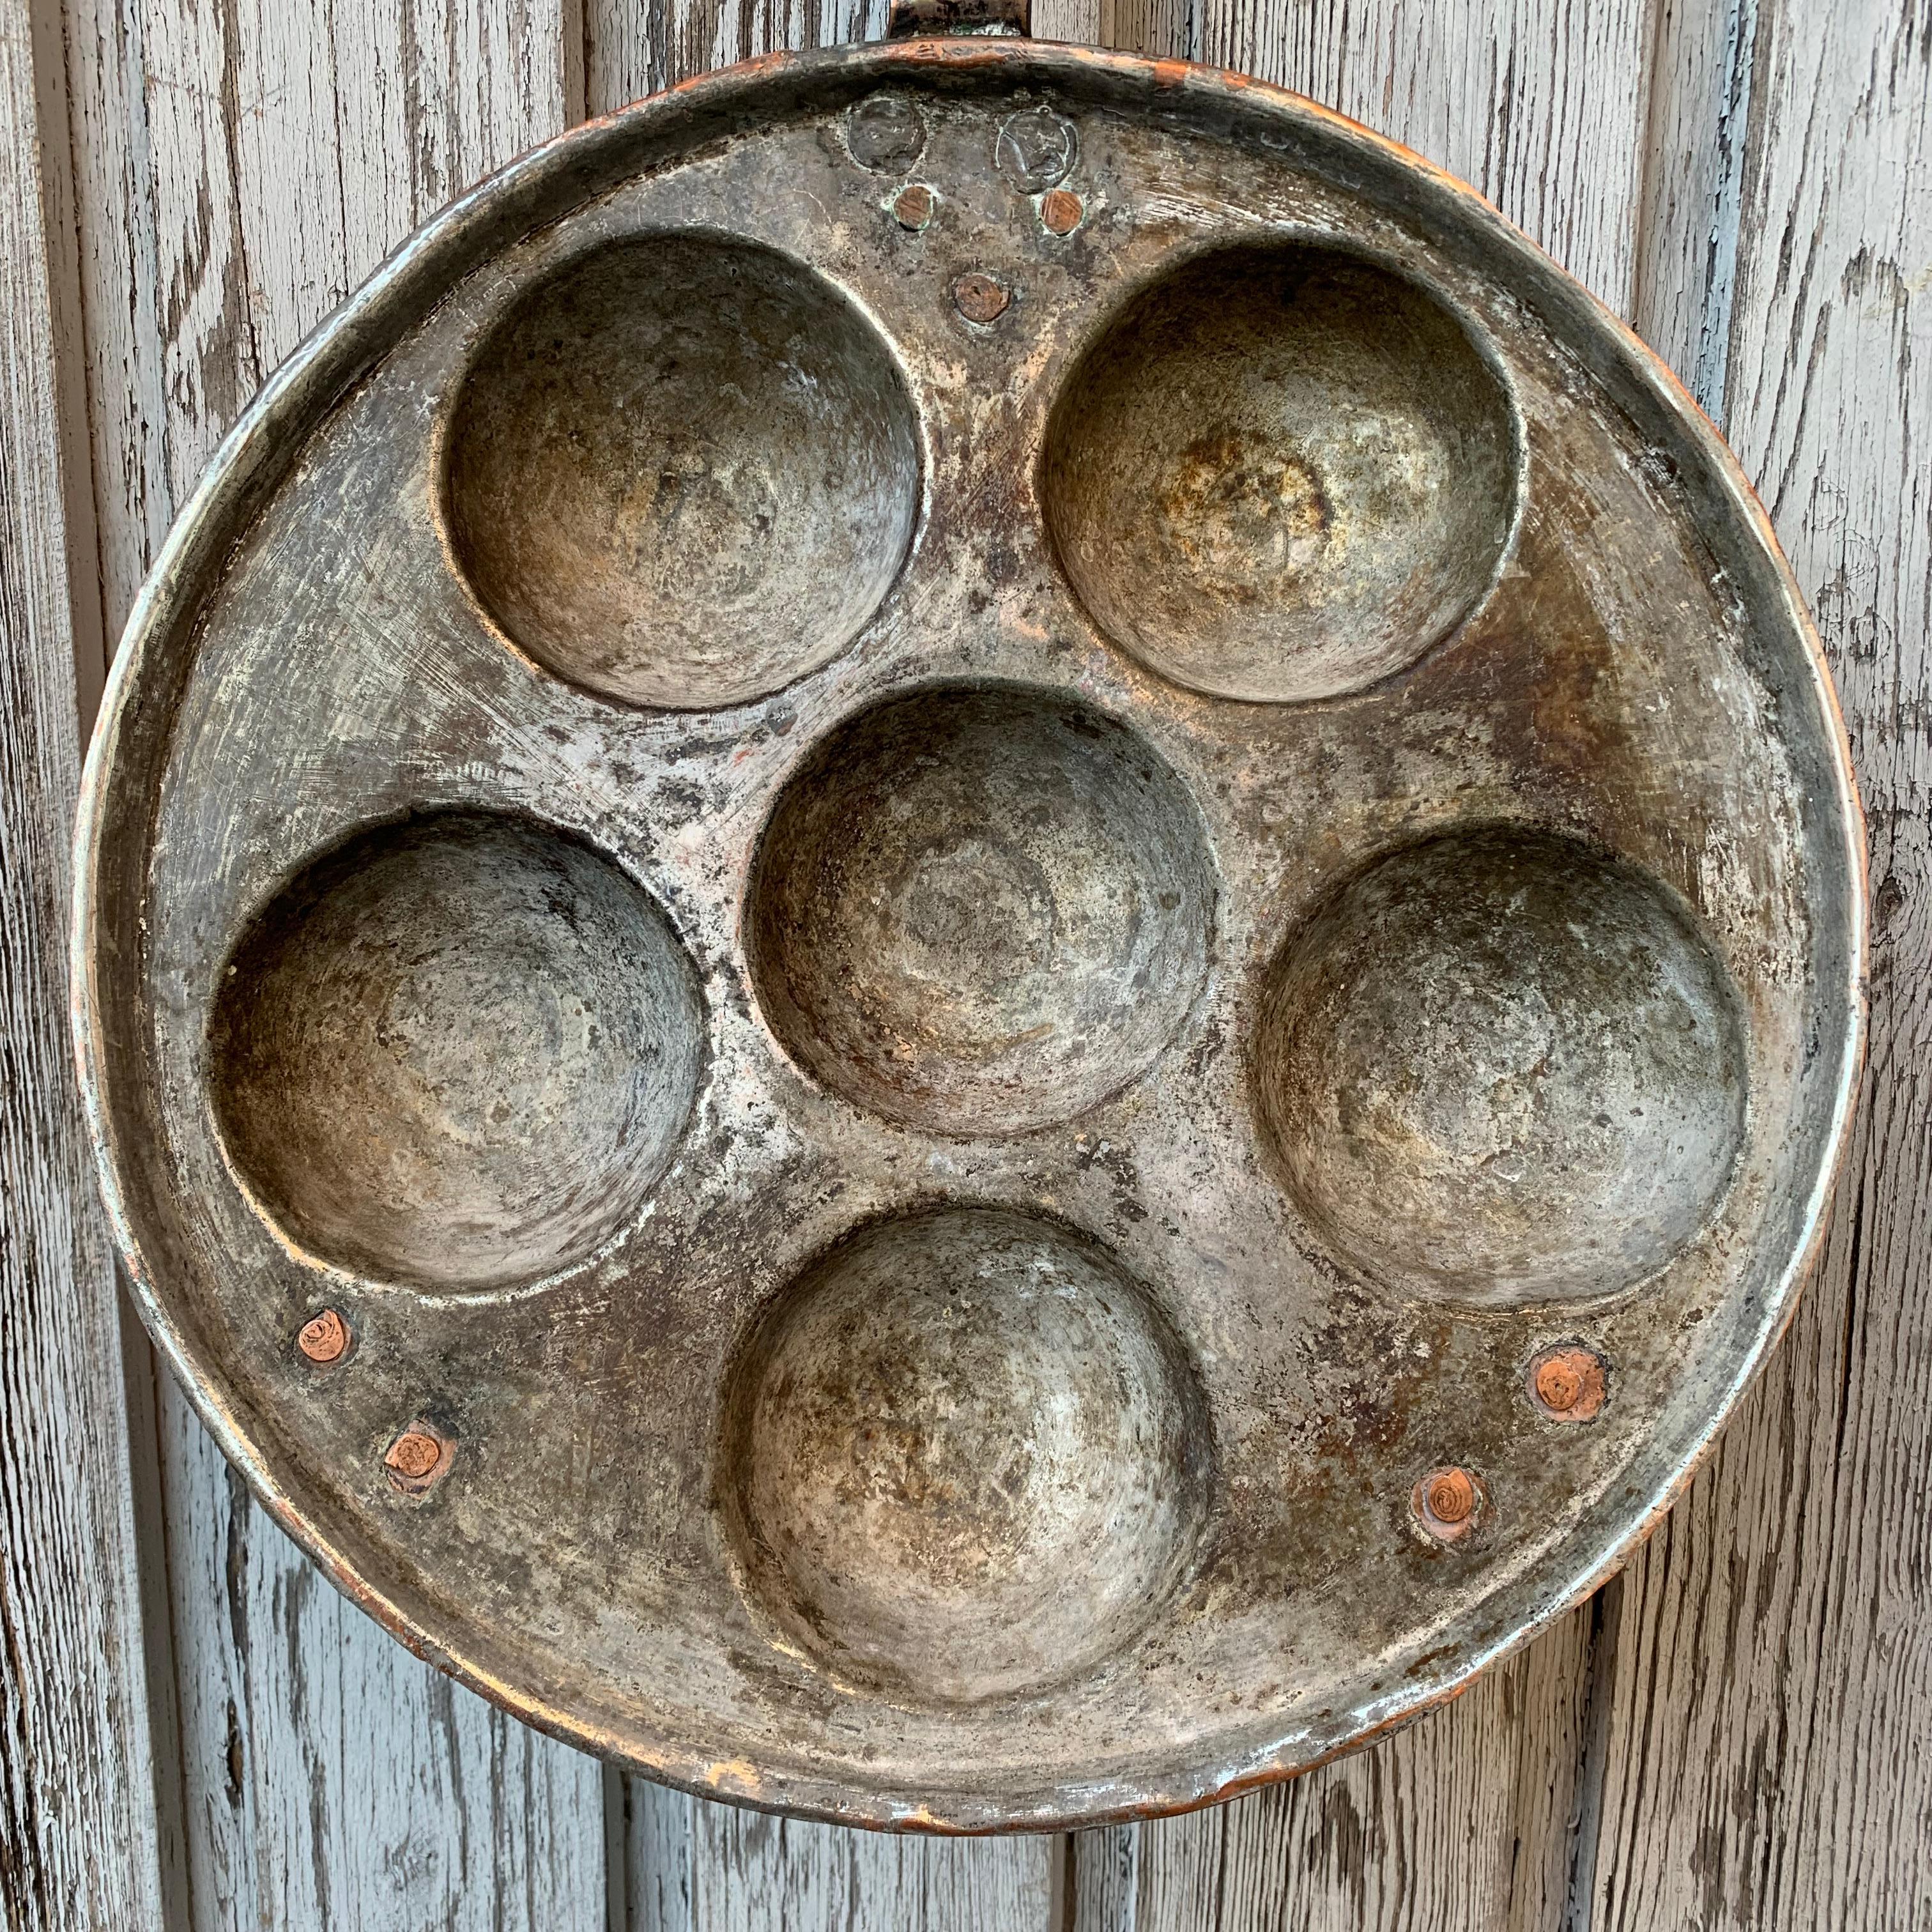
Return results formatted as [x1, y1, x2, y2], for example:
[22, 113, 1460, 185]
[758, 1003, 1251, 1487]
[58, 0, 171, 670]
[576, 8, 1049, 1919]
[1061, 3, 1657, 1926]
[624, 1779, 1055, 1931]
[1586, 0, 1932, 1923]
[59, 4, 611, 1926]
[0, 0, 162, 1923]
[1033, 0, 1101, 48]
[1630, 0, 1756, 410]
[585, 0, 885, 114]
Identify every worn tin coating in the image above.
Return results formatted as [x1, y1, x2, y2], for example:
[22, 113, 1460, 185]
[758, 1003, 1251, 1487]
[71, 37, 1866, 1832]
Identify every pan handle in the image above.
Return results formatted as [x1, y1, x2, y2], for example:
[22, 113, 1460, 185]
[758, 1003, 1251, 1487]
[886, 0, 1029, 36]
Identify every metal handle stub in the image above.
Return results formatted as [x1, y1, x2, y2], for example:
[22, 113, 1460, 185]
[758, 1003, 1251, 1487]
[887, 0, 1030, 37]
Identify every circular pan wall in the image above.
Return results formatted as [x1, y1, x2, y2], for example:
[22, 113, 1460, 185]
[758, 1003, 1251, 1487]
[445, 233, 921, 711]
[1041, 241, 1520, 704]
[208, 810, 706, 1292]
[70, 36, 1861, 1832]
[716, 1204, 1215, 1703]
[744, 682, 1216, 1136]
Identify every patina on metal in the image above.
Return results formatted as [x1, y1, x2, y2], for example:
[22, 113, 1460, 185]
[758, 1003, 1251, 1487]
[72, 24, 1864, 1834]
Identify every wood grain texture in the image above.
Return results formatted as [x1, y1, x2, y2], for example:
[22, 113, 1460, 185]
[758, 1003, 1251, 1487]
[1584, 0, 1932, 1924]
[1084, 0, 1657, 318]
[619, 1779, 1055, 1931]
[1069, 1598, 1611, 1932]
[584, 0, 884, 116]
[0, 0, 162, 1923]
[56, 4, 609, 1926]
[1631, 0, 1756, 410]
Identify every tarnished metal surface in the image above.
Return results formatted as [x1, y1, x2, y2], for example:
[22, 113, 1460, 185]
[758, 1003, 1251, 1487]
[71, 38, 1865, 1832]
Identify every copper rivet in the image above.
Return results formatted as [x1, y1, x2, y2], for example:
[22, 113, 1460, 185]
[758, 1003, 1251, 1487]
[1039, 187, 1084, 235]
[1529, 1345, 1607, 1422]
[1414, 1466, 1481, 1542]
[953, 271, 1010, 323]
[1414, 1468, 1483, 1545]
[1537, 1360, 1583, 1410]
[893, 183, 933, 230]
[296, 1307, 349, 1364]
[1426, 1469, 1475, 1523]
[386, 1425, 448, 1491]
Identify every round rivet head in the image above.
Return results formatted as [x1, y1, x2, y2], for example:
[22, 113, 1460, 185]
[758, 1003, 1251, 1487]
[847, 93, 926, 173]
[1039, 187, 1084, 235]
[893, 183, 934, 231]
[1538, 1359, 1583, 1410]
[1414, 1465, 1482, 1542]
[385, 1424, 451, 1494]
[296, 1308, 349, 1365]
[995, 106, 1076, 190]
[953, 271, 1011, 323]
[1529, 1345, 1608, 1422]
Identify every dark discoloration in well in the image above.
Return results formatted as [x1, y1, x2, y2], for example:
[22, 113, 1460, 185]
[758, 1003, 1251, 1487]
[1041, 241, 1519, 703]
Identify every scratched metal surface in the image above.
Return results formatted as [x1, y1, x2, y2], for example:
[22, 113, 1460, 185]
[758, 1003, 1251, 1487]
[71, 40, 1863, 1831]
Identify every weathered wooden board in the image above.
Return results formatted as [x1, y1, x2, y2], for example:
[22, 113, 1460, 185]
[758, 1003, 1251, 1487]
[0, 0, 162, 1923]
[13, 0, 1923, 1926]
[579, 9, 1051, 1922]
[585, 0, 885, 108]
[55, 4, 610, 1926]
[620, 1780, 1059, 1931]
[1068, 1597, 1620, 1932]
[1583, 0, 1932, 1923]
[1048, 2, 1658, 1925]
[1629, 0, 1756, 417]
[1091, 0, 1655, 318]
